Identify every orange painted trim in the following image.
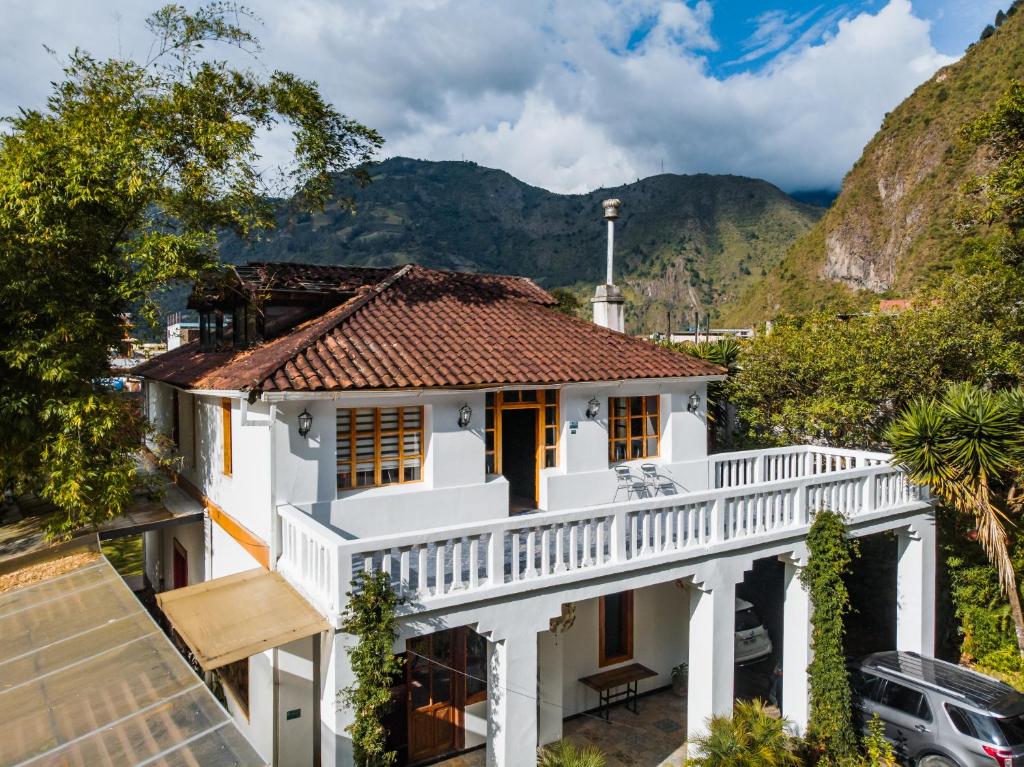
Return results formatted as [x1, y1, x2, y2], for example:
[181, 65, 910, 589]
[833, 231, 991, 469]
[174, 474, 270, 569]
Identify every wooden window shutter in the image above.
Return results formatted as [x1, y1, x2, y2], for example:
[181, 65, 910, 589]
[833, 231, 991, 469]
[221, 398, 233, 477]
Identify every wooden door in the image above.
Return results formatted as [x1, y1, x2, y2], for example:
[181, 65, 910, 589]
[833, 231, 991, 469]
[407, 631, 458, 763]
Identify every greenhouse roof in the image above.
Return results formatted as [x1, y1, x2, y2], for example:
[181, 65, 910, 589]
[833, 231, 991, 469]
[0, 538, 266, 766]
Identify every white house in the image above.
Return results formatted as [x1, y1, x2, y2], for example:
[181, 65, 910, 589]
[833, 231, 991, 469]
[133, 250, 934, 767]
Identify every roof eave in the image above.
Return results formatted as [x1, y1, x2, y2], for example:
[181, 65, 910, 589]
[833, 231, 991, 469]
[257, 374, 727, 401]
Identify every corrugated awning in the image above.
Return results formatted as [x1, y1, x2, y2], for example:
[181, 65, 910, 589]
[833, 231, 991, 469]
[156, 568, 329, 671]
[0, 538, 266, 766]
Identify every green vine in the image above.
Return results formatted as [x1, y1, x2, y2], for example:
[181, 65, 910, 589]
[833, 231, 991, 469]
[340, 570, 404, 767]
[800, 510, 859, 760]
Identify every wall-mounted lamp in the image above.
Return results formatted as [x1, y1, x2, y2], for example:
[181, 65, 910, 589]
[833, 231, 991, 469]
[687, 392, 701, 413]
[586, 397, 600, 419]
[458, 403, 473, 428]
[297, 408, 313, 438]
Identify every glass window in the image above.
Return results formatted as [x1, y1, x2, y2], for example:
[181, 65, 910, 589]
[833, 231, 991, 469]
[608, 395, 660, 462]
[465, 630, 488, 704]
[600, 591, 633, 666]
[881, 681, 929, 720]
[851, 670, 886, 703]
[483, 390, 559, 475]
[735, 608, 762, 632]
[994, 713, 1024, 746]
[218, 658, 249, 719]
[337, 407, 425, 490]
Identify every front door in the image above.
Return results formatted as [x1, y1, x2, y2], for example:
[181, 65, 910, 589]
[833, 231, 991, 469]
[501, 408, 538, 507]
[407, 631, 458, 763]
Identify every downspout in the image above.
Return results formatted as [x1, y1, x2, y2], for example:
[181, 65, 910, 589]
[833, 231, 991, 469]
[266, 398, 281, 766]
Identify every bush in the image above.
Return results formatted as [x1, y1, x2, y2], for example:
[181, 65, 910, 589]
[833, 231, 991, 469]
[538, 740, 606, 767]
[686, 699, 800, 767]
[800, 510, 859, 759]
[340, 570, 404, 767]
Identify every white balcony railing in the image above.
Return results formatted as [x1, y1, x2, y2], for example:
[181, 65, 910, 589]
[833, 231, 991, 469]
[277, 446, 926, 622]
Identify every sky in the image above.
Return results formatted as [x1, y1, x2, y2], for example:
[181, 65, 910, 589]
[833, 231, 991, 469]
[0, 0, 1008, 194]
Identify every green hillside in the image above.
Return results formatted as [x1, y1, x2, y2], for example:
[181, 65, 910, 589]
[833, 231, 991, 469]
[216, 157, 823, 333]
[720, 5, 1024, 324]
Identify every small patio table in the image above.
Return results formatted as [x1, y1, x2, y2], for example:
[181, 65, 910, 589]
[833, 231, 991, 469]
[578, 663, 658, 721]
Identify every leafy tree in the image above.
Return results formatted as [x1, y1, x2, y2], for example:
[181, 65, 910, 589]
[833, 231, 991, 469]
[800, 510, 859, 760]
[670, 337, 741, 449]
[727, 244, 1024, 450]
[686, 699, 801, 767]
[341, 570, 404, 766]
[886, 383, 1024, 655]
[0, 3, 382, 535]
[549, 287, 586, 319]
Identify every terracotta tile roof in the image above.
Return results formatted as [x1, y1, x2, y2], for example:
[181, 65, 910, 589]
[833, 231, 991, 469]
[135, 264, 725, 392]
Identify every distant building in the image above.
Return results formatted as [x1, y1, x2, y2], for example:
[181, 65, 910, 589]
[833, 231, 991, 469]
[668, 327, 755, 344]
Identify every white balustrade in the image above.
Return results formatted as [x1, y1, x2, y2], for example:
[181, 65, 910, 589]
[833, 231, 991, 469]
[276, 447, 926, 622]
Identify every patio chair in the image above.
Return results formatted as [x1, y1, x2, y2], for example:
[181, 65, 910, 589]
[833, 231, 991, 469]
[614, 466, 649, 501]
[640, 463, 685, 496]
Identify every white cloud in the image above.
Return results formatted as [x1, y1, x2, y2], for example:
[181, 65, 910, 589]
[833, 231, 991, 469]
[0, 0, 958, 193]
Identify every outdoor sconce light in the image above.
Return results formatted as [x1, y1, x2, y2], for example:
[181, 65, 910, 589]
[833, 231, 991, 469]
[688, 392, 701, 413]
[297, 408, 313, 438]
[458, 403, 472, 428]
[586, 397, 600, 419]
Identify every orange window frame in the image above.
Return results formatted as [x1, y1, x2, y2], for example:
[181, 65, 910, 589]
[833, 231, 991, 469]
[484, 389, 559, 478]
[608, 395, 661, 463]
[220, 398, 233, 477]
[336, 406, 425, 491]
[598, 590, 634, 667]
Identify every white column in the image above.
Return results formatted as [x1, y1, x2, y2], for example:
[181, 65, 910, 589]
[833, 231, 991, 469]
[781, 557, 811, 735]
[487, 626, 538, 767]
[538, 631, 564, 746]
[687, 575, 736, 740]
[321, 631, 356, 767]
[896, 516, 937, 655]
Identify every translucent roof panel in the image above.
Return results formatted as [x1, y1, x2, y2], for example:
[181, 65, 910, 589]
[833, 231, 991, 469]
[0, 544, 265, 767]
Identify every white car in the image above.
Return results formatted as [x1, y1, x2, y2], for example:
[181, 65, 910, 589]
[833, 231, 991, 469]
[735, 598, 773, 664]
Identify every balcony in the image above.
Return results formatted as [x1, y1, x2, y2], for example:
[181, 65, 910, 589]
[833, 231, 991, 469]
[275, 446, 929, 625]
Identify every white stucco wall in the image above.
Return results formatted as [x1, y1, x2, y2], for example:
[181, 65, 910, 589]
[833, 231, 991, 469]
[274, 393, 509, 538]
[557, 582, 690, 717]
[543, 381, 710, 510]
[270, 380, 711, 537]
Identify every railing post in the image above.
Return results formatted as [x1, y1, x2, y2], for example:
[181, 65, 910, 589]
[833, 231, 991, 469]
[864, 471, 877, 514]
[709, 497, 723, 543]
[611, 507, 627, 562]
[754, 454, 764, 484]
[487, 530, 504, 587]
[794, 484, 807, 526]
[335, 547, 352, 618]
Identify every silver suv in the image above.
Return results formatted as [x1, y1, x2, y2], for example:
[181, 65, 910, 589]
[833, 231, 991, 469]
[849, 652, 1024, 766]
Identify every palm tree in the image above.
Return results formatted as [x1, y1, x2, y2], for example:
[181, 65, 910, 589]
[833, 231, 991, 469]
[886, 382, 1024, 655]
[685, 338, 743, 449]
[537, 740, 605, 767]
[687, 699, 801, 767]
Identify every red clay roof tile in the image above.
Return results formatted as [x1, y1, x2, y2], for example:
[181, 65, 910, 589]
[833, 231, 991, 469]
[134, 264, 725, 391]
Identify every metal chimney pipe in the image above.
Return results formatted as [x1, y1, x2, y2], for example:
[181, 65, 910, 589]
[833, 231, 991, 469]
[602, 198, 621, 285]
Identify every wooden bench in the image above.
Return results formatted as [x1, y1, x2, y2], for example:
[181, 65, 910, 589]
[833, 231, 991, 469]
[578, 663, 657, 721]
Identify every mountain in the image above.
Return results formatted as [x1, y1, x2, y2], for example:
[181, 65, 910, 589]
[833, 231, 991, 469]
[216, 157, 824, 333]
[720, 5, 1024, 324]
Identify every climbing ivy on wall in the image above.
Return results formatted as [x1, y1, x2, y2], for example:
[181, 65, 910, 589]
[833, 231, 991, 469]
[340, 570, 404, 767]
[800, 510, 859, 761]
